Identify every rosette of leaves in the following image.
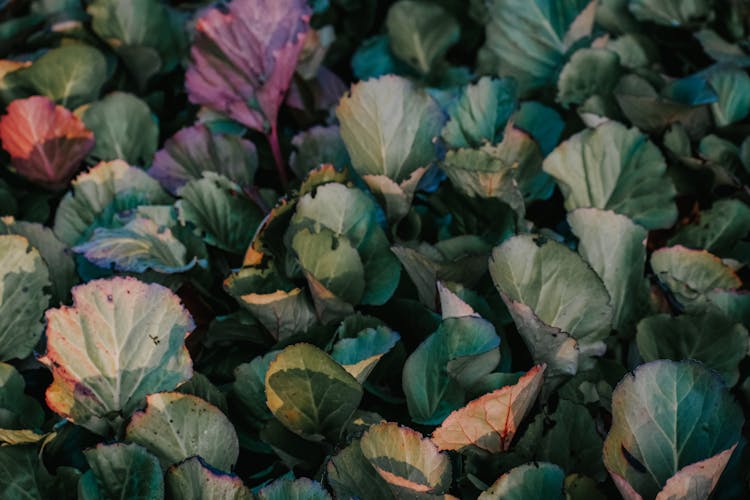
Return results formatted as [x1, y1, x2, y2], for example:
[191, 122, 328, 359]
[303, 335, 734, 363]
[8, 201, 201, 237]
[603, 360, 743, 499]
[0, 96, 94, 190]
[284, 182, 401, 323]
[489, 234, 613, 382]
[39, 277, 194, 434]
[336, 75, 445, 221]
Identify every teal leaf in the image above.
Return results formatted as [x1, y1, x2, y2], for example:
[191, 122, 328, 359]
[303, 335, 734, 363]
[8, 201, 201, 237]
[77, 443, 163, 500]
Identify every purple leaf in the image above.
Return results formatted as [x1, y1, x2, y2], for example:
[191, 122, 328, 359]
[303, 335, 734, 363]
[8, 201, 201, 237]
[149, 124, 257, 194]
[185, 0, 311, 134]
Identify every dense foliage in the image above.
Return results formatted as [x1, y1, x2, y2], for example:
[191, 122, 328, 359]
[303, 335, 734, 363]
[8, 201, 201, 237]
[1, 0, 750, 498]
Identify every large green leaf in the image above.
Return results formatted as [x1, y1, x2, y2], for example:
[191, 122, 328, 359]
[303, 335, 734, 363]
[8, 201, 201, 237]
[39, 277, 193, 434]
[0, 445, 53, 500]
[336, 75, 444, 183]
[543, 121, 677, 229]
[166, 457, 252, 500]
[126, 392, 238, 470]
[3, 45, 107, 108]
[386, 0, 459, 75]
[290, 183, 400, 305]
[0, 235, 50, 361]
[480, 0, 597, 94]
[403, 315, 500, 424]
[327, 440, 395, 500]
[0, 217, 76, 304]
[77, 443, 163, 500]
[489, 235, 612, 378]
[359, 422, 452, 497]
[708, 67, 750, 126]
[479, 462, 565, 500]
[177, 173, 262, 254]
[568, 208, 648, 333]
[442, 76, 518, 149]
[265, 343, 363, 441]
[53, 160, 171, 247]
[82, 92, 159, 166]
[0, 363, 44, 430]
[603, 360, 743, 499]
[557, 48, 621, 108]
[637, 311, 748, 385]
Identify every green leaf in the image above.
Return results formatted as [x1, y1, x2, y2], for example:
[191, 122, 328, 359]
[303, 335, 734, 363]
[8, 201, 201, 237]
[126, 392, 239, 470]
[292, 227, 366, 305]
[77, 443, 163, 500]
[650, 245, 741, 311]
[543, 121, 677, 229]
[166, 457, 252, 500]
[224, 266, 318, 342]
[290, 183, 400, 306]
[359, 422, 452, 497]
[603, 360, 743, 499]
[478, 462, 565, 500]
[331, 327, 401, 383]
[232, 351, 279, 428]
[73, 216, 200, 274]
[513, 399, 605, 479]
[177, 173, 263, 254]
[0, 445, 53, 500]
[480, 0, 597, 94]
[431, 365, 545, 453]
[636, 311, 748, 386]
[53, 160, 171, 247]
[336, 75, 444, 183]
[0, 217, 76, 304]
[708, 67, 750, 126]
[489, 235, 612, 378]
[3, 44, 107, 108]
[88, 0, 186, 87]
[568, 208, 649, 333]
[0, 235, 50, 361]
[0, 363, 44, 430]
[289, 125, 350, 180]
[442, 76, 518, 149]
[628, 0, 714, 27]
[327, 440, 395, 500]
[82, 92, 159, 166]
[668, 199, 750, 256]
[557, 48, 621, 108]
[39, 277, 193, 434]
[403, 316, 500, 424]
[265, 343, 363, 441]
[257, 477, 331, 500]
[386, 0, 460, 75]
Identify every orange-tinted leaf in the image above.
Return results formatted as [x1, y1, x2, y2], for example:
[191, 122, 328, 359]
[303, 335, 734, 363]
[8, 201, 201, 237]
[432, 364, 545, 452]
[0, 96, 94, 190]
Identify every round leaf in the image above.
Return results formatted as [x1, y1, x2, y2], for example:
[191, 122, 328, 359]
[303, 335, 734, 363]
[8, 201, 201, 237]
[166, 457, 252, 500]
[78, 443, 163, 500]
[39, 277, 194, 434]
[479, 462, 565, 500]
[126, 392, 239, 470]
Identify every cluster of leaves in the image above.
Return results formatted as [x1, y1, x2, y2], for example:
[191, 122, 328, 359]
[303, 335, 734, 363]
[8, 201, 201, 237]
[1, 0, 750, 498]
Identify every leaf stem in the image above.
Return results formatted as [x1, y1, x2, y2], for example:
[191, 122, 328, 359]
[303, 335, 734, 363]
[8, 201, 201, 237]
[267, 122, 289, 188]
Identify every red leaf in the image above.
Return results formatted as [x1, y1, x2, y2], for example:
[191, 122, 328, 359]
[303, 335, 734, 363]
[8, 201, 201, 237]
[0, 96, 94, 190]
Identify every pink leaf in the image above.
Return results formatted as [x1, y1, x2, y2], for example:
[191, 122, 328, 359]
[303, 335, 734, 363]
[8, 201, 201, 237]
[0, 96, 94, 190]
[185, 0, 311, 133]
